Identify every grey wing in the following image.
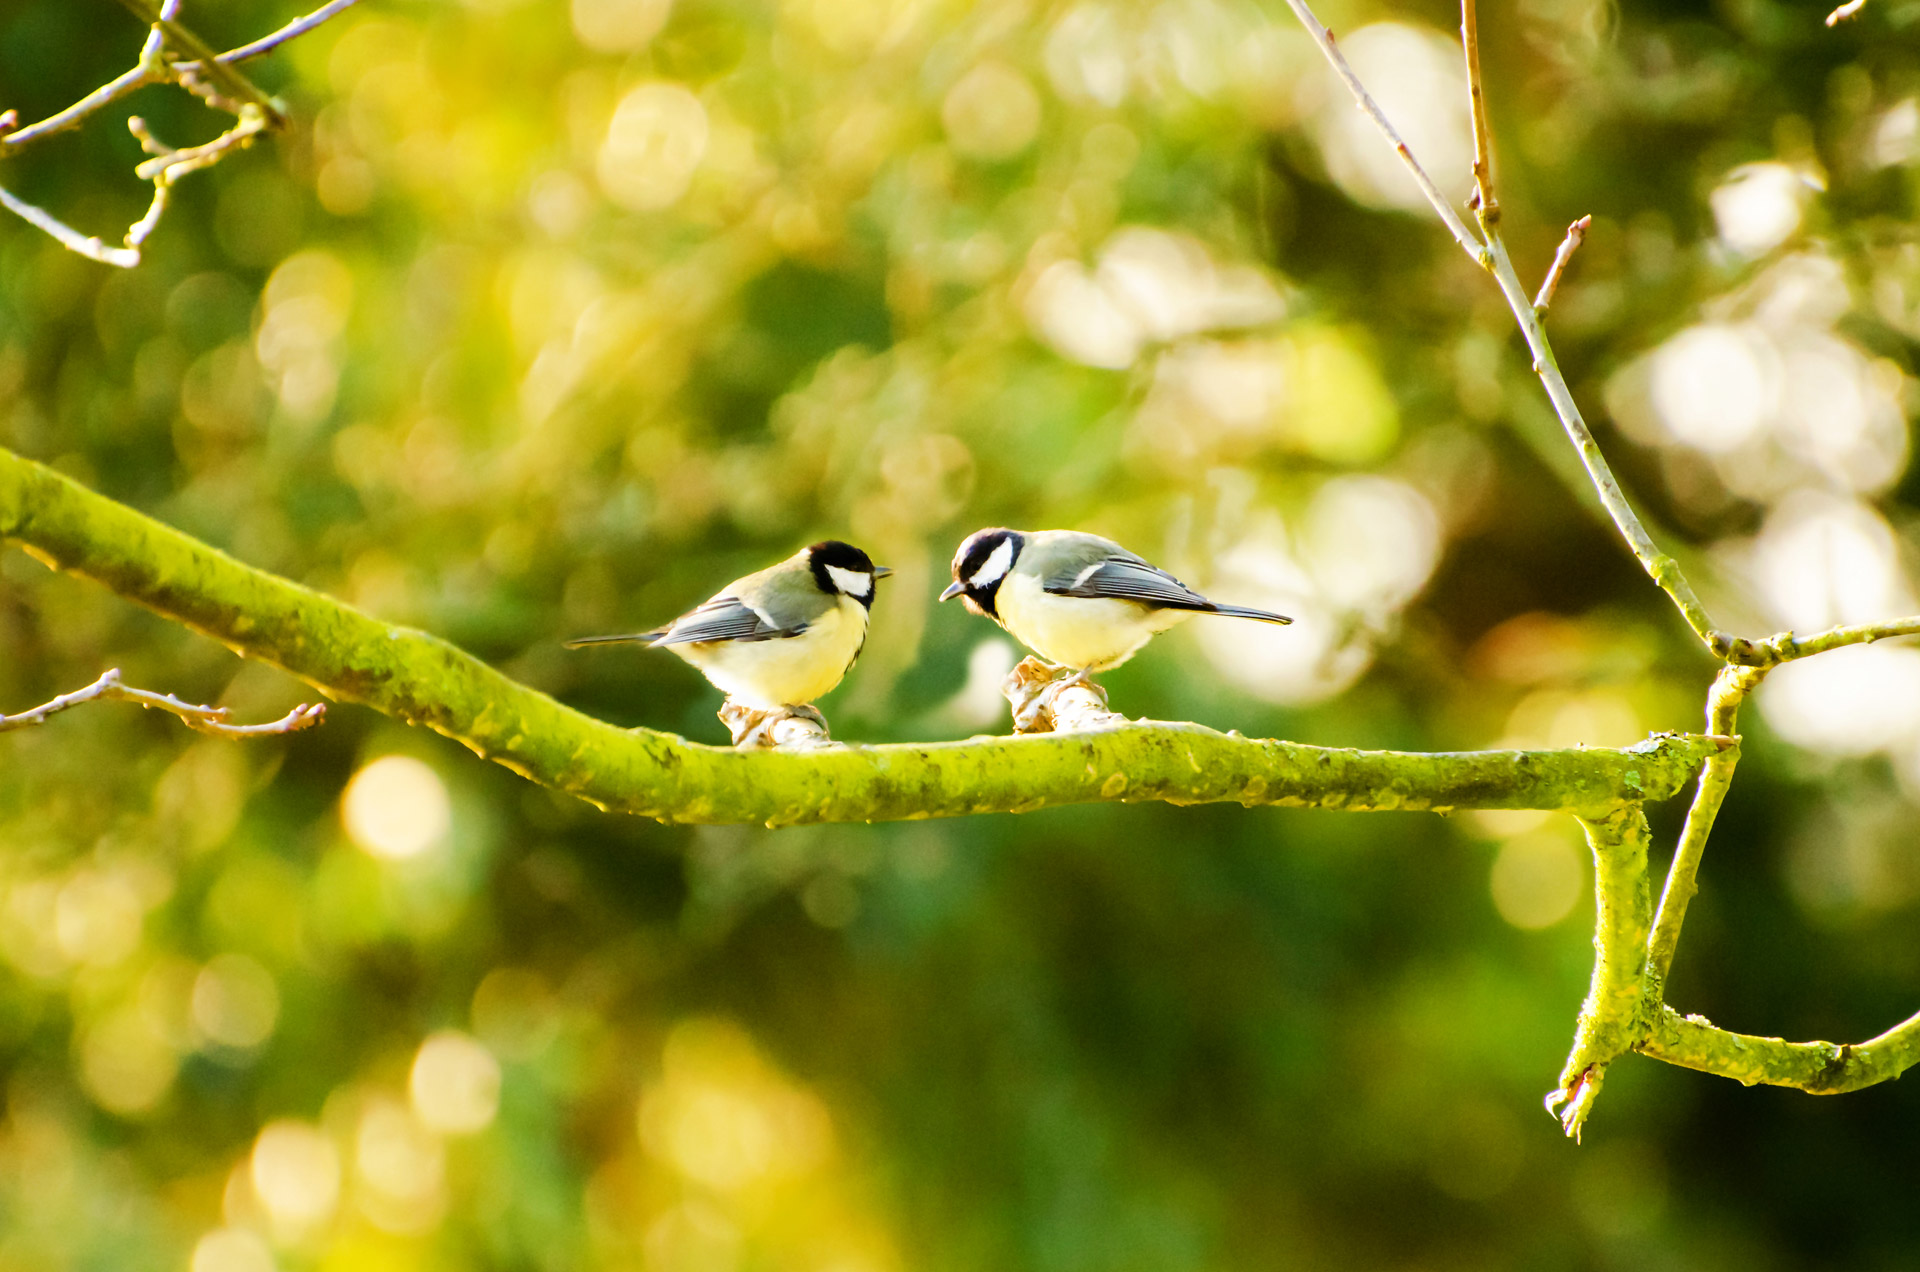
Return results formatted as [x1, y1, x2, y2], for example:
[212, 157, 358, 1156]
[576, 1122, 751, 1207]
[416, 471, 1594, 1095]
[654, 595, 799, 645]
[1043, 552, 1214, 612]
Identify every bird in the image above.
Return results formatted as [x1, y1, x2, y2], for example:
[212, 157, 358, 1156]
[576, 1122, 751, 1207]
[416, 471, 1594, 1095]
[566, 540, 891, 709]
[939, 528, 1290, 673]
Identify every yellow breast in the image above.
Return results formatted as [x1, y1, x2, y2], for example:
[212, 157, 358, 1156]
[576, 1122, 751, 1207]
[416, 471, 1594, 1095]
[995, 572, 1190, 671]
[674, 597, 870, 707]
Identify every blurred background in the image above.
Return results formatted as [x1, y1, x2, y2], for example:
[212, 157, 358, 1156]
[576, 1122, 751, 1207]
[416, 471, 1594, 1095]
[3, 0, 1920, 1266]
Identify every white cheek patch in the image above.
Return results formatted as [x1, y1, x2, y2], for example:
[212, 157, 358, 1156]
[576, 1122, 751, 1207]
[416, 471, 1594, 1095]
[825, 564, 872, 597]
[968, 539, 1014, 590]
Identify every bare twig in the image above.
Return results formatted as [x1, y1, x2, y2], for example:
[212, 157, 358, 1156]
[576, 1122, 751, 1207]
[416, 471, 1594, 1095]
[1281, 0, 1733, 654]
[1751, 615, 1920, 664]
[1643, 664, 1761, 997]
[1532, 214, 1590, 313]
[0, 185, 143, 267]
[1274, 0, 1489, 265]
[0, 65, 152, 152]
[108, 0, 285, 126]
[1825, 0, 1866, 24]
[141, 0, 184, 66]
[1460, 0, 1498, 224]
[0, 668, 325, 737]
[187, 0, 362, 66]
[1646, 613, 1920, 990]
[1283, 0, 1920, 1126]
[0, 0, 351, 268]
[131, 108, 270, 181]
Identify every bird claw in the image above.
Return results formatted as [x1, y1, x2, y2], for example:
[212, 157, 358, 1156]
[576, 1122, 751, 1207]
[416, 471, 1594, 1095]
[718, 700, 840, 750]
[1001, 658, 1126, 734]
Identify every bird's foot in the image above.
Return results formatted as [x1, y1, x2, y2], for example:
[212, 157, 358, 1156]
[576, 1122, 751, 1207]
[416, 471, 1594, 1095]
[1002, 659, 1127, 734]
[718, 700, 841, 750]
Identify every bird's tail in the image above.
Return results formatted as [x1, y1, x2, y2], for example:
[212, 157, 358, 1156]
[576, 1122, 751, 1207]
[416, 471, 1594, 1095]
[563, 630, 668, 649]
[1205, 604, 1293, 625]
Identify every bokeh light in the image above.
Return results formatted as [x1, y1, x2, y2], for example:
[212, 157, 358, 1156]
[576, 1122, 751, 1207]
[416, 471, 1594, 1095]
[1309, 23, 1472, 212]
[1489, 829, 1585, 930]
[341, 755, 452, 860]
[192, 953, 281, 1051]
[189, 1228, 276, 1272]
[1711, 163, 1814, 258]
[250, 1121, 341, 1237]
[354, 1097, 447, 1234]
[941, 62, 1042, 162]
[409, 1031, 501, 1134]
[597, 82, 709, 211]
[572, 0, 672, 51]
[79, 1004, 178, 1116]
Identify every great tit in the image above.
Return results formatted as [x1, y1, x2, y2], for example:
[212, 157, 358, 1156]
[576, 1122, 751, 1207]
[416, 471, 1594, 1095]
[939, 528, 1291, 672]
[567, 540, 891, 708]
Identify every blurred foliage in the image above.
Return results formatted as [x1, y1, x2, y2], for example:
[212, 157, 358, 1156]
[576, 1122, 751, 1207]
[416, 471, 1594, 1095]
[4, 0, 1920, 1267]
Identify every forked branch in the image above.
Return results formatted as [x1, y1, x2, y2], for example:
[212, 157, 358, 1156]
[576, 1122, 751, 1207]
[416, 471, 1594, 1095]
[1281, 0, 1920, 1131]
[0, 0, 358, 267]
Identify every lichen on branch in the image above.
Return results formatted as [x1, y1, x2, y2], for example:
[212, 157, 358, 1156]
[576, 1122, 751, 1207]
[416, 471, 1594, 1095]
[0, 446, 1719, 827]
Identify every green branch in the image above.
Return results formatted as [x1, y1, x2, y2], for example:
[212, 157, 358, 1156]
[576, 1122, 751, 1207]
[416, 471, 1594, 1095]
[0, 446, 1719, 825]
[1550, 807, 1654, 1138]
[1642, 1006, 1920, 1094]
[1645, 665, 1763, 996]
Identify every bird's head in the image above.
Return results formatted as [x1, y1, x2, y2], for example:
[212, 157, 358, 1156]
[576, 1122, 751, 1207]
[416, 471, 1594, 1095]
[940, 528, 1023, 619]
[806, 540, 890, 608]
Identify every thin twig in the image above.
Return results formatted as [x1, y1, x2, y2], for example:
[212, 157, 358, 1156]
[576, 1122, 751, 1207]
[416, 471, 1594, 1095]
[109, 0, 285, 127]
[1460, 0, 1498, 224]
[1761, 615, 1920, 663]
[132, 109, 269, 181]
[1274, 0, 1488, 265]
[1282, 0, 1733, 653]
[1643, 664, 1762, 996]
[1532, 214, 1590, 313]
[0, 65, 152, 153]
[0, 185, 142, 267]
[1, 0, 355, 157]
[1482, 187, 1730, 651]
[191, 0, 362, 66]
[1825, 0, 1866, 24]
[0, 668, 326, 737]
[140, 0, 183, 66]
[1645, 615, 1920, 990]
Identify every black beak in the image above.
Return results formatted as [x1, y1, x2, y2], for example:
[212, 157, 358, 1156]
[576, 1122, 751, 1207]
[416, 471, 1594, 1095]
[939, 581, 964, 602]
[873, 566, 893, 579]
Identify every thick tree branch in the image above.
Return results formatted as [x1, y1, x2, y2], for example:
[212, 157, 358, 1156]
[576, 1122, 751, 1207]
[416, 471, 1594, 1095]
[0, 446, 1721, 825]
